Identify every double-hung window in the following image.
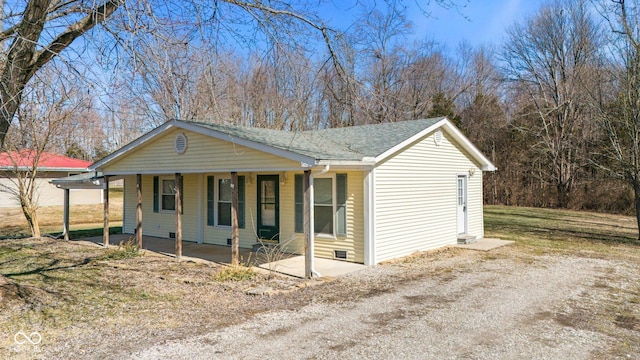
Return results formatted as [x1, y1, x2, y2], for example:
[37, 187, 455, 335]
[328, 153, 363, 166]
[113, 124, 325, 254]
[161, 178, 176, 211]
[153, 176, 183, 213]
[207, 176, 245, 228]
[294, 173, 347, 237]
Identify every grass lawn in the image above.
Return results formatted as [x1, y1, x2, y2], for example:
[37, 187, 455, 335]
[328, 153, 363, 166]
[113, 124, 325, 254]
[0, 187, 123, 239]
[0, 205, 638, 358]
[485, 205, 639, 258]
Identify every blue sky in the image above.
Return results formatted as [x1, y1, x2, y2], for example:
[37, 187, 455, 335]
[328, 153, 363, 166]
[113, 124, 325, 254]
[320, 0, 547, 49]
[416, 0, 546, 48]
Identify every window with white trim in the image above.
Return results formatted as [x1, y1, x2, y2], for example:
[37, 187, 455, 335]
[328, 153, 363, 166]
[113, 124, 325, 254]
[294, 173, 347, 237]
[161, 178, 176, 211]
[207, 176, 245, 228]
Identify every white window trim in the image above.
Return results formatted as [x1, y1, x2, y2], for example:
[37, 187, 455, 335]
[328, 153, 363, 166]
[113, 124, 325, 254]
[314, 174, 337, 239]
[215, 176, 242, 229]
[159, 176, 176, 213]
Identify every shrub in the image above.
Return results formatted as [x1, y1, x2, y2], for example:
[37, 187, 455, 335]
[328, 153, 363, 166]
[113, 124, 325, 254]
[100, 239, 140, 260]
[212, 265, 255, 282]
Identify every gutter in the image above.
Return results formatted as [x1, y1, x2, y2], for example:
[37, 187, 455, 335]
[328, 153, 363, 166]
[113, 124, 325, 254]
[308, 164, 330, 278]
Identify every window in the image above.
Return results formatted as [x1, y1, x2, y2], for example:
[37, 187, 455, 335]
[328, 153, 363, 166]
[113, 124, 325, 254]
[207, 176, 245, 227]
[153, 175, 183, 213]
[294, 174, 347, 237]
[161, 178, 176, 211]
[314, 178, 333, 234]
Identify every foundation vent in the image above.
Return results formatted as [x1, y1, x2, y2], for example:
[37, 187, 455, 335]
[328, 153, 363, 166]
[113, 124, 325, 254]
[169, 232, 176, 239]
[227, 238, 232, 246]
[334, 250, 348, 260]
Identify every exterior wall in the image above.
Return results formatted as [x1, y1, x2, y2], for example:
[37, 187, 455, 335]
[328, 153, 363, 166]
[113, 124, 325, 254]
[374, 130, 484, 263]
[122, 170, 366, 263]
[103, 128, 301, 174]
[284, 171, 365, 263]
[0, 171, 103, 208]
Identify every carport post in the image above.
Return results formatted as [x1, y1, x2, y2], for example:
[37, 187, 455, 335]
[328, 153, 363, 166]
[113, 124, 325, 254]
[103, 175, 109, 247]
[303, 170, 311, 278]
[63, 188, 70, 241]
[136, 174, 143, 249]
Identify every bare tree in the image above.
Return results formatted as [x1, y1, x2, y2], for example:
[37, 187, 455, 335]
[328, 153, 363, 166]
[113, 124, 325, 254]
[501, 0, 602, 207]
[593, 0, 640, 239]
[0, 68, 85, 237]
[0, 0, 122, 148]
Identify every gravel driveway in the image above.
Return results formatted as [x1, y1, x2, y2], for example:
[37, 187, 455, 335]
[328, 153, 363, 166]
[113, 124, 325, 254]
[132, 248, 639, 360]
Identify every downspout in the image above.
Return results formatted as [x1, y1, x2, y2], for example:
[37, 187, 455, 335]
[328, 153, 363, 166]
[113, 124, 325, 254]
[309, 164, 330, 278]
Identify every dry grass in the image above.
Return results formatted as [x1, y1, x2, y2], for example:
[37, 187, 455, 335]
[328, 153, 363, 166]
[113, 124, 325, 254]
[0, 238, 306, 359]
[0, 187, 123, 239]
[484, 205, 639, 258]
[0, 206, 638, 358]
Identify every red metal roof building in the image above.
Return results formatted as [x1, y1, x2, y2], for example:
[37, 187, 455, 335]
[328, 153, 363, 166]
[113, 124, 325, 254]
[0, 150, 91, 171]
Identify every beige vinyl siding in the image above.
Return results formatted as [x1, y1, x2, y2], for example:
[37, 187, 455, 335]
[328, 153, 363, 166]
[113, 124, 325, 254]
[0, 171, 102, 208]
[122, 174, 199, 242]
[122, 175, 136, 234]
[202, 172, 259, 248]
[374, 130, 484, 263]
[284, 171, 365, 263]
[103, 128, 300, 174]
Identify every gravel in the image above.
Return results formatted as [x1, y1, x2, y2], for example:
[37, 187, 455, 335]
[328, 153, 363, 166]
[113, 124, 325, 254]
[131, 248, 640, 360]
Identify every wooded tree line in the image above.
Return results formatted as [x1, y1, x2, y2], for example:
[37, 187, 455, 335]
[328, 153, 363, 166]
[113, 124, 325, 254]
[3, 0, 640, 223]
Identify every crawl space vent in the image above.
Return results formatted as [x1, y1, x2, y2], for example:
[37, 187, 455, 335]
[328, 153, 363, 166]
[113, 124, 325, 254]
[334, 250, 348, 260]
[174, 133, 188, 154]
[434, 130, 443, 146]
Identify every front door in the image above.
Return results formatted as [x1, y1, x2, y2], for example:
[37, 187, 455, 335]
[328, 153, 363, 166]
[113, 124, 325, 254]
[257, 175, 279, 241]
[457, 175, 468, 235]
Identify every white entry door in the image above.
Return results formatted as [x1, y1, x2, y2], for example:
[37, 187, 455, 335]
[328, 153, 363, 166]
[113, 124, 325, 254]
[457, 175, 468, 235]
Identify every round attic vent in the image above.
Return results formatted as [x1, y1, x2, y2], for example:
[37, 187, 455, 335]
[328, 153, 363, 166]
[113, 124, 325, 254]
[174, 133, 188, 154]
[434, 130, 443, 146]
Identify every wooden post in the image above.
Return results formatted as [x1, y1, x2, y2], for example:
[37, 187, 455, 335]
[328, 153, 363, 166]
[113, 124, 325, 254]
[63, 188, 70, 241]
[175, 173, 182, 260]
[136, 174, 143, 249]
[103, 175, 109, 247]
[303, 170, 311, 278]
[231, 172, 239, 266]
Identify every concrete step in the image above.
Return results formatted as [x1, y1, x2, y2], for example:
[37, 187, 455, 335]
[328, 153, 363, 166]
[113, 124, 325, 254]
[457, 234, 477, 245]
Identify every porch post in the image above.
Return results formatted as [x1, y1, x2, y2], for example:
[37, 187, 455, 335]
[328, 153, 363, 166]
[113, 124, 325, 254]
[231, 171, 239, 266]
[175, 173, 182, 260]
[303, 170, 311, 278]
[103, 175, 110, 247]
[63, 188, 70, 241]
[136, 174, 143, 249]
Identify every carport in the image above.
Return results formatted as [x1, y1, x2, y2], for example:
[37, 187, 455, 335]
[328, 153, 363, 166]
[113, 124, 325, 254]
[50, 172, 107, 241]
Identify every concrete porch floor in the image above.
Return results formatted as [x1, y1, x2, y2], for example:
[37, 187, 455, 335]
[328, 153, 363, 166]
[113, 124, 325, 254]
[78, 234, 367, 278]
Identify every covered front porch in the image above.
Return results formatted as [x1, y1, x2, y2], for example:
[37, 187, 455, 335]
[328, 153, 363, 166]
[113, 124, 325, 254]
[79, 234, 366, 278]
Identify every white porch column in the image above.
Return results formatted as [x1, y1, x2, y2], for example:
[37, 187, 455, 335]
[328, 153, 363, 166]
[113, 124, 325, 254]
[363, 169, 376, 266]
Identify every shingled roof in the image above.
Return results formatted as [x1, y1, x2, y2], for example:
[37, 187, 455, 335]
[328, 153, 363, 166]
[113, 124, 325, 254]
[92, 116, 496, 171]
[183, 117, 445, 161]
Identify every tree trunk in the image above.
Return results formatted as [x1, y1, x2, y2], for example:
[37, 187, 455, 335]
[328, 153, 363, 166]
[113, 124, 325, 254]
[22, 204, 40, 238]
[634, 179, 640, 241]
[556, 182, 570, 208]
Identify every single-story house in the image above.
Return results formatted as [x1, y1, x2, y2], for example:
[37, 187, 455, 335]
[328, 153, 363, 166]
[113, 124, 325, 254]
[0, 150, 103, 208]
[86, 117, 495, 269]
